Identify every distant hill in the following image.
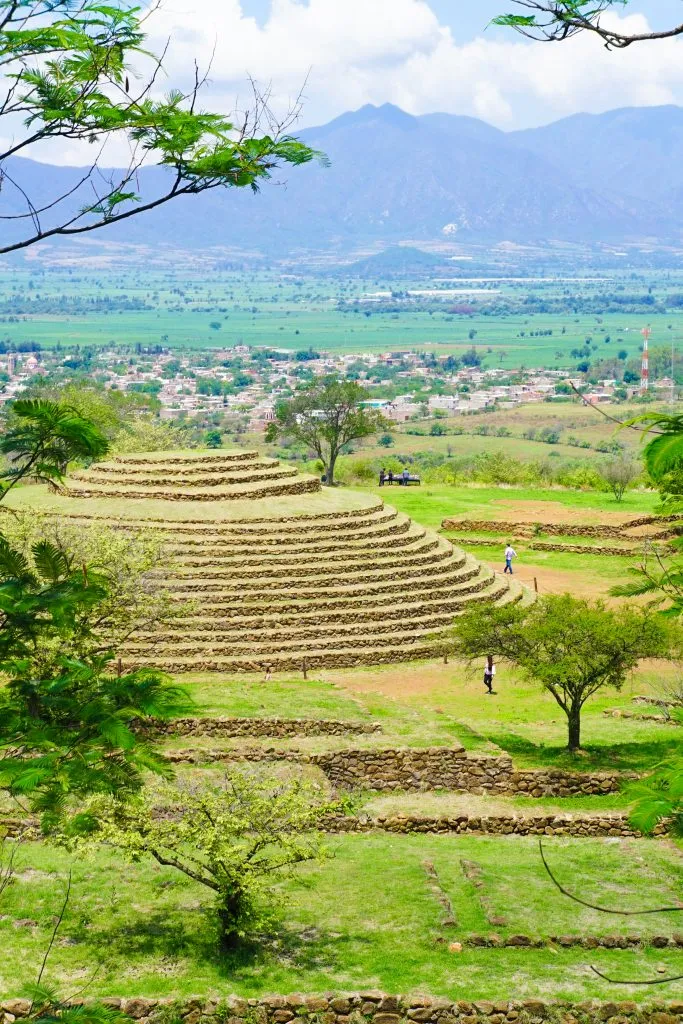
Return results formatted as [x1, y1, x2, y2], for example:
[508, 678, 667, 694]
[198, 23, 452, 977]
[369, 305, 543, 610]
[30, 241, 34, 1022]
[345, 246, 447, 276]
[3, 102, 683, 258]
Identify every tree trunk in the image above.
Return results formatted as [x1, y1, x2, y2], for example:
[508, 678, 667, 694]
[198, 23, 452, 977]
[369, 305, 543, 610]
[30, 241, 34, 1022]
[567, 706, 581, 752]
[327, 452, 338, 486]
[217, 891, 243, 951]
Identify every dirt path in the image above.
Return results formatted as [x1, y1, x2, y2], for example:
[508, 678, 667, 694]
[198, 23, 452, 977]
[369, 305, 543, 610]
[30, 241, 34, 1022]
[481, 559, 611, 598]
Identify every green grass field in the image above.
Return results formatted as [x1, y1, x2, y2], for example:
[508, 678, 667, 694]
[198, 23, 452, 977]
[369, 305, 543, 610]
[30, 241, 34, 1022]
[2, 268, 681, 365]
[1, 836, 681, 1001]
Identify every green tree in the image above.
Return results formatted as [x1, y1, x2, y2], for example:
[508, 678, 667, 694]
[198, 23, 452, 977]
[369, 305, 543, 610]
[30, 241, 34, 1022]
[0, 534, 191, 824]
[0, 398, 109, 499]
[447, 594, 669, 751]
[378, 433, 394, 447]
[72, 769, 334, 948]
[0, 1, 325, 254]
[265, 377, 388, 485]
[494, 2, 683, 49]
[205, 430, 223, 449]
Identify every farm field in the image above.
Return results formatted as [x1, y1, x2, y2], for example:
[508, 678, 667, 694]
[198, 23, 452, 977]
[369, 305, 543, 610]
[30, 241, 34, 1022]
[1, 267, 682, 365]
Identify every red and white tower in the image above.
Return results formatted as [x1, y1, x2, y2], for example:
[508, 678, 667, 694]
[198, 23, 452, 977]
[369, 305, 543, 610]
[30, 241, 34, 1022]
[641, 326, 651, 394]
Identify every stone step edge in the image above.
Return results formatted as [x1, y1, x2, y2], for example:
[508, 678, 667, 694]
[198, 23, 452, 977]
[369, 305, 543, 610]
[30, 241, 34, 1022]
[39, 501, 386, 527]
[140, 717, 382, 738]
[111, 450, 260, 464]
[1, 995, 681, 1023]
[63, 479, 321, 502]
[323, 812, 659, 838]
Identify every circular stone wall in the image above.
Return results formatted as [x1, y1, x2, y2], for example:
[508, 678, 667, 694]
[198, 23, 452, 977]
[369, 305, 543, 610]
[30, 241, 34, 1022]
[11, 450, 531, 672]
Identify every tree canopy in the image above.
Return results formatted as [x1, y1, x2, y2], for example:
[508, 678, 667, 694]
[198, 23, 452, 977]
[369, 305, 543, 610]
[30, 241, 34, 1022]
[0, 397, 109, 499]
[0, 0, 325, 254]
[494, 1, 683, 48]
[447, 594, 669, 751]
[265, 377, 388, 486]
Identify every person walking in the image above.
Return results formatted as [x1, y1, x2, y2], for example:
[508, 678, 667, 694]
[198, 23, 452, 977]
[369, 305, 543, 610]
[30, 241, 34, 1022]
[379, 468, 386, 487]
[402, 468, 410, 486]
[387, 469, 394, 485]
[504, 542, 517, 575]
[483, 655, 496, 695]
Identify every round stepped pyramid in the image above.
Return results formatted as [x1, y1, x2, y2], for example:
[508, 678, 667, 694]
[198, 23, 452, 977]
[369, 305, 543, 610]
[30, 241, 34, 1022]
[66, 449, 319, 501]
[13, 450, 531, 672]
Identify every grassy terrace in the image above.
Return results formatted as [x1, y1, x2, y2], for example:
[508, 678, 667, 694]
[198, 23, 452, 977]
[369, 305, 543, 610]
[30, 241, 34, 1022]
[173, 668, 681, 773]
[3, 481, 375, 522]
[1, 836, 681, 1001]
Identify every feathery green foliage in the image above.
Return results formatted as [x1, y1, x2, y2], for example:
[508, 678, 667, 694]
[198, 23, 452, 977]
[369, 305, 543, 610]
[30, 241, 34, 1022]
[0, 1, 325, 254]
[0, 654, 193, 827]
[0, 397, 109, 498]
[628, 718, 683, 838]
[493, 1, 682, 48]
[69, 768, 335, 948]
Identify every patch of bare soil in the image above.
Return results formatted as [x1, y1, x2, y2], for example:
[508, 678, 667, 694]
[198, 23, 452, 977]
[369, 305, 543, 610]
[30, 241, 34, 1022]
[492, 500, 643, 527]
[483, 561, 610, 599]
[324, 660, 456, 700]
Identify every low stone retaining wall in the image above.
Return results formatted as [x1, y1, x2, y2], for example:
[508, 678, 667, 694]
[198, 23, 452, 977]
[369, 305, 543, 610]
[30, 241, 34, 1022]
[2, 810, 657, 843]
[64, 478, 321, 502]
[324, 813, 656, 838]
[463, 935, 683, 949]
[442, 514, 683, 539]
[4, 994, 680, 1024]
[604, 709, 679, 725]
[143, 717, 382, 739]
[165, 747, 632, 797]
[447, 537, 646, 557]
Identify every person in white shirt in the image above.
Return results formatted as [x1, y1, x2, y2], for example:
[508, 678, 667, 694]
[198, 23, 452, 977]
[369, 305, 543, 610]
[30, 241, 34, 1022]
[504, 543, 517, 575]
[483, 655, 496, 694]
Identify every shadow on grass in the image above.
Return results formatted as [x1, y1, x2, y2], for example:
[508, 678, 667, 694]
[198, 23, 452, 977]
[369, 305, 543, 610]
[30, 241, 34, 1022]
[80, 906, 363, 982]
[487, 730, 680, 773]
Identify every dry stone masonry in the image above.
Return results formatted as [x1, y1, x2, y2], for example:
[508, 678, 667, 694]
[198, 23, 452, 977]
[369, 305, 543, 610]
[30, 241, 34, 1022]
[141, 716, 382, 738]
[3, 994, 680, 1024]
[164, 746, 632, 798]
[54, 450, 532, 672]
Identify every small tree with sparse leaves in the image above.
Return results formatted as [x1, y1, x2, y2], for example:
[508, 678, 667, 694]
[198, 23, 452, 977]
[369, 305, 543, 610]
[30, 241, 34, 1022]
[68, 769, 336, 948]
[446, 594, 670, 751]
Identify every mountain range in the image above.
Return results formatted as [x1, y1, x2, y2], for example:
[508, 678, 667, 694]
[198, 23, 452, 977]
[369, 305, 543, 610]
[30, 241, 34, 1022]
[4, 102, 683, 258]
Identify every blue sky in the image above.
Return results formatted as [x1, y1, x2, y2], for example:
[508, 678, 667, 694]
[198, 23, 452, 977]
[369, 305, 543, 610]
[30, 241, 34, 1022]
[237, 1, 682, 41]
[130, 1, 683, 147]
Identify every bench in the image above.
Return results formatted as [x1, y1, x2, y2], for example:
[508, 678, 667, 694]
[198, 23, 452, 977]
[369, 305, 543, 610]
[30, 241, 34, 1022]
[382, 475, 421, 486]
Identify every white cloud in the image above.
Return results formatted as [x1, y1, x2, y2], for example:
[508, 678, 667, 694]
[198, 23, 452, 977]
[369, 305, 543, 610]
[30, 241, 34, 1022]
[30, 2, 683, 164]
[139, 2, 683, 131]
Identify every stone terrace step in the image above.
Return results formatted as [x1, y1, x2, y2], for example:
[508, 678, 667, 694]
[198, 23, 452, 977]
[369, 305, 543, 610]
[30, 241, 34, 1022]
[162, 539, 456, 577]
[74, 464, 299, 488]
[157, 551, 477, 596]
[89, 456, 280, 478]
[111, 450, 260, 465]
[161, 524, 432, 560]
[151, 590, 504, 630]
[64, 476, 321, 502]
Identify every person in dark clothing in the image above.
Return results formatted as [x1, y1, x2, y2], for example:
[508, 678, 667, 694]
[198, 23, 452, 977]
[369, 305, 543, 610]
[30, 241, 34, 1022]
[483, 655, 496, 694]
[387, 470, 394, 485]
[379, 468, 386, 487]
